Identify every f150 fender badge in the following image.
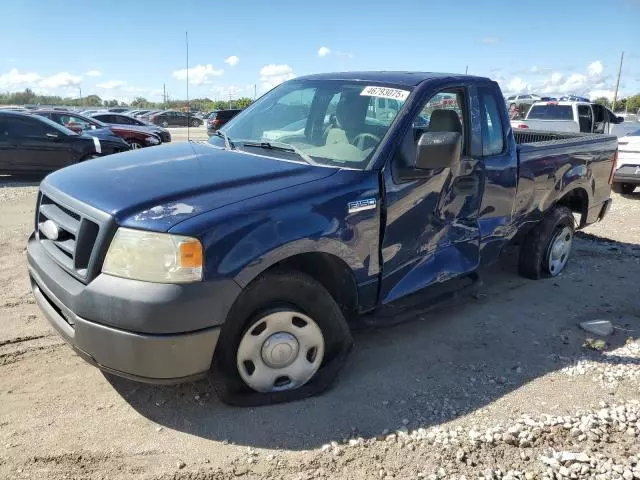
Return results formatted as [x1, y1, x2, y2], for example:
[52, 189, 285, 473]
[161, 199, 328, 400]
[348, 198, 376, 213]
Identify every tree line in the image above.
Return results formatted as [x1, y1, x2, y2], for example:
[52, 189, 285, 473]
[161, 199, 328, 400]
[0, 88, 254, 111]
[593, 95, 640, 113]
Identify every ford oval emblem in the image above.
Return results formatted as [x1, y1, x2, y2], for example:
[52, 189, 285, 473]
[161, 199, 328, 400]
[40, 220, 60, 241]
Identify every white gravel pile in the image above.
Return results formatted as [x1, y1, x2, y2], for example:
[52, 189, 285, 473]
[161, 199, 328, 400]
[317, 401, 640, 479]
[560, 339, 640, 388]
[0, 184, 39, 203]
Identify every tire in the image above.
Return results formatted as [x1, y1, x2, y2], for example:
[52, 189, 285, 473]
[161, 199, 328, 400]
[161, 120, 169, 128]
[612, 183, 636, 195]
[191, 119, 199, 127]
[211, 270, 353, 406]
[518, 206, 575, 280]
[127, 139, 144, 150]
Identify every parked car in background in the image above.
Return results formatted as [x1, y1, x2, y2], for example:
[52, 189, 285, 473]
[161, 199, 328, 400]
[137, 110, 162, 123]
[35, 110, 161, 149]
[91, 113, 171, 143]
[132, 109, 153, 119]
[79, 109, 103, 116]
[612, 128, 640, 194]
[505, 94, 542, 108]
[151, 110, 203, 127]
[108, 107, 130, 113]
[511, 101, 624, 134]
[559, 95, 590, 102]
[27, 72, 617, 405]
[0, 111, 129, 174]
[206, 109, 242, 135]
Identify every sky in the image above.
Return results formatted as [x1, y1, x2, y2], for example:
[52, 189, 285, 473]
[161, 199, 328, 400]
[1, 0, 639, 104]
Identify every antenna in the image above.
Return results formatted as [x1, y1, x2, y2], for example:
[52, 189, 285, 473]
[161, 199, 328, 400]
[465, 65, 468, 75]
[186, 31, 190, 141]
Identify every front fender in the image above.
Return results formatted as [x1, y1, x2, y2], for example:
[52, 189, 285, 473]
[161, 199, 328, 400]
[169, 168, 382, 288]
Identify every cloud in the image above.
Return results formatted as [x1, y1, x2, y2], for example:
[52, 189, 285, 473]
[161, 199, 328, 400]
[85, 70, 102, 77]
[172, 64, 224, 85]
[96, 80, 127, 89]
[0, 68, 42, 89]
[480, 37, 498, 44]
[224, 56, 239, 67]
[500, 60, 619, 98]
[318, 46, 331, 57]
[528, 66, 553, 75]
[259, 64, 296, 91]
[39, 72, 82, 88]
[588, 61, 603, 76]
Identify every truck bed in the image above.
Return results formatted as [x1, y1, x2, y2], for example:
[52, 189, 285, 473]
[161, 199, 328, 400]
[512, 129, 618, 229]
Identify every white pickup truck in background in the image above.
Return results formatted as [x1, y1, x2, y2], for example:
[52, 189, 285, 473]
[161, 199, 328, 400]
[613, 127, 640, 194]
[511, 101, 637, 137]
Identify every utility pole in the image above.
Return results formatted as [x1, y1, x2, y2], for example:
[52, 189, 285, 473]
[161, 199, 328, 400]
[228, 93, 232, 109]
[254, 84, 257, 100]
[185, 31, 190, 141]
[163, 83, 166, 106]
[465, 65, 468, 75]
[612, 51, 624, 112]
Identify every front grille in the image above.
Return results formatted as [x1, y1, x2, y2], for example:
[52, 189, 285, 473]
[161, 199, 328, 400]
[36, 186, 113, 283]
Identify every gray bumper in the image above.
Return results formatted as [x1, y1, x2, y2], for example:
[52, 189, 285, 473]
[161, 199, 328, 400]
[613, 166, 640, 185]
[27, 234, 240, 383]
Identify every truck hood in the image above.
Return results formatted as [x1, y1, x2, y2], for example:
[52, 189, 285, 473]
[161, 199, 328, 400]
[44, 141, 339, 231]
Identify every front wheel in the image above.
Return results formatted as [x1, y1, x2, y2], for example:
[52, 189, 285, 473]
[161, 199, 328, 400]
[127, 139, 144, 150]
[518, 206, 575, 279]
[212, 270, 352, 406]
[612, 183, 636, 195]
[161, 120, 169, 128]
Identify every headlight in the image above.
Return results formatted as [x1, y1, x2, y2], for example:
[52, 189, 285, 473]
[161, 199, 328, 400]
[102, 228, 203, 283]
[146, 136, 161, 145]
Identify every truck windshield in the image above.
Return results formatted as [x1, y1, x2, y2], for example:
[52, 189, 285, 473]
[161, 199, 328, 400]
[527, 104, 573, 120]
[214, 80, 411, 169]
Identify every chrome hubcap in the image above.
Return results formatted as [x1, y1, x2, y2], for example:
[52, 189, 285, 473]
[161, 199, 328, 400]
[237, 311, 325, 393]
[130, 142, 141, 149]
[548, 226, 573, 276]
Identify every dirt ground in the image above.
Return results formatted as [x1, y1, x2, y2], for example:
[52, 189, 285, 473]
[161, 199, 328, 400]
[1, 152, 639, 479]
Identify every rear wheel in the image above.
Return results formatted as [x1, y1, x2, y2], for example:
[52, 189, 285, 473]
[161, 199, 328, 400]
[191, 119, 199, 127]
[161, 120, 169, 128]
[212, 270, 352, 406]
[612, 183, 636, 195]
[518, 206, 575, 279]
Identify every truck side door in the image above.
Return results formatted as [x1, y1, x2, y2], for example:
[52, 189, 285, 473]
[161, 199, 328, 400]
[475, 84, 518, 262]
[379, 85, 484, 303]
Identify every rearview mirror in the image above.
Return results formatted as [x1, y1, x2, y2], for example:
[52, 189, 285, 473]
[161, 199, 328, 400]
[616, 116, 624, 124]
[416, 131, 462, 170]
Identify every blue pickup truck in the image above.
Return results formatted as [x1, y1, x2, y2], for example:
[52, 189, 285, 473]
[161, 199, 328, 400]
[27, 72, 617, 405]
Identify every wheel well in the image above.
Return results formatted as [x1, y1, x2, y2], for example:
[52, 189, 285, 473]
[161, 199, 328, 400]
[556, 188, 588, 227]
[265, 253, 358, 317]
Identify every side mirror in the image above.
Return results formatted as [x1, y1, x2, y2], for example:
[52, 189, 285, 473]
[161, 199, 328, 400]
[416, 131, 462, 170]
[616, 116, 624, 124]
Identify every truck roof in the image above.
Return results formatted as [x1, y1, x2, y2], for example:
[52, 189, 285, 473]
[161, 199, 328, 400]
[531, 100, 591, 107]
[296, 71, 491, 87]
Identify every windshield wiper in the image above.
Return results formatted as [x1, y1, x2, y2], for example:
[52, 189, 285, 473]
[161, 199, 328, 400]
[241, 141, 317, 165]
[214, 130, 234, 150]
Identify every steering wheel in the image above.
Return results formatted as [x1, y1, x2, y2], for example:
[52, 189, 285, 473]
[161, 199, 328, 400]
[352, 132, 381, 150]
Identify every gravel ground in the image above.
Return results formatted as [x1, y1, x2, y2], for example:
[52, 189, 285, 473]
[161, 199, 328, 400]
[0, 166, 639, 479]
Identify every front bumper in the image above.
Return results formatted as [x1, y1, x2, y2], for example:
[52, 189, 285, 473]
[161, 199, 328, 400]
[27, 233, 241, 383]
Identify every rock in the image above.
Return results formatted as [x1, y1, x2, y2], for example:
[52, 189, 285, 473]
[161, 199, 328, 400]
[560, 452, 577, 463]
[155, 426, 163, 432]
[579, 320, 614, 336]
[456, 449, 466, 462]
[525, 472, 535, 480]
[177, 460, 186, 469]
[575, 453, 590, 463]
[503, 433, 518, 446]
[624, 470, 634, 480]
[321, 444, 331, 452]
[559, 466, 570, 477]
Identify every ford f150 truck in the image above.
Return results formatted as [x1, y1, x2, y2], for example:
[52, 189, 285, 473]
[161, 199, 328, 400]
[27, 72, 617, 405]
